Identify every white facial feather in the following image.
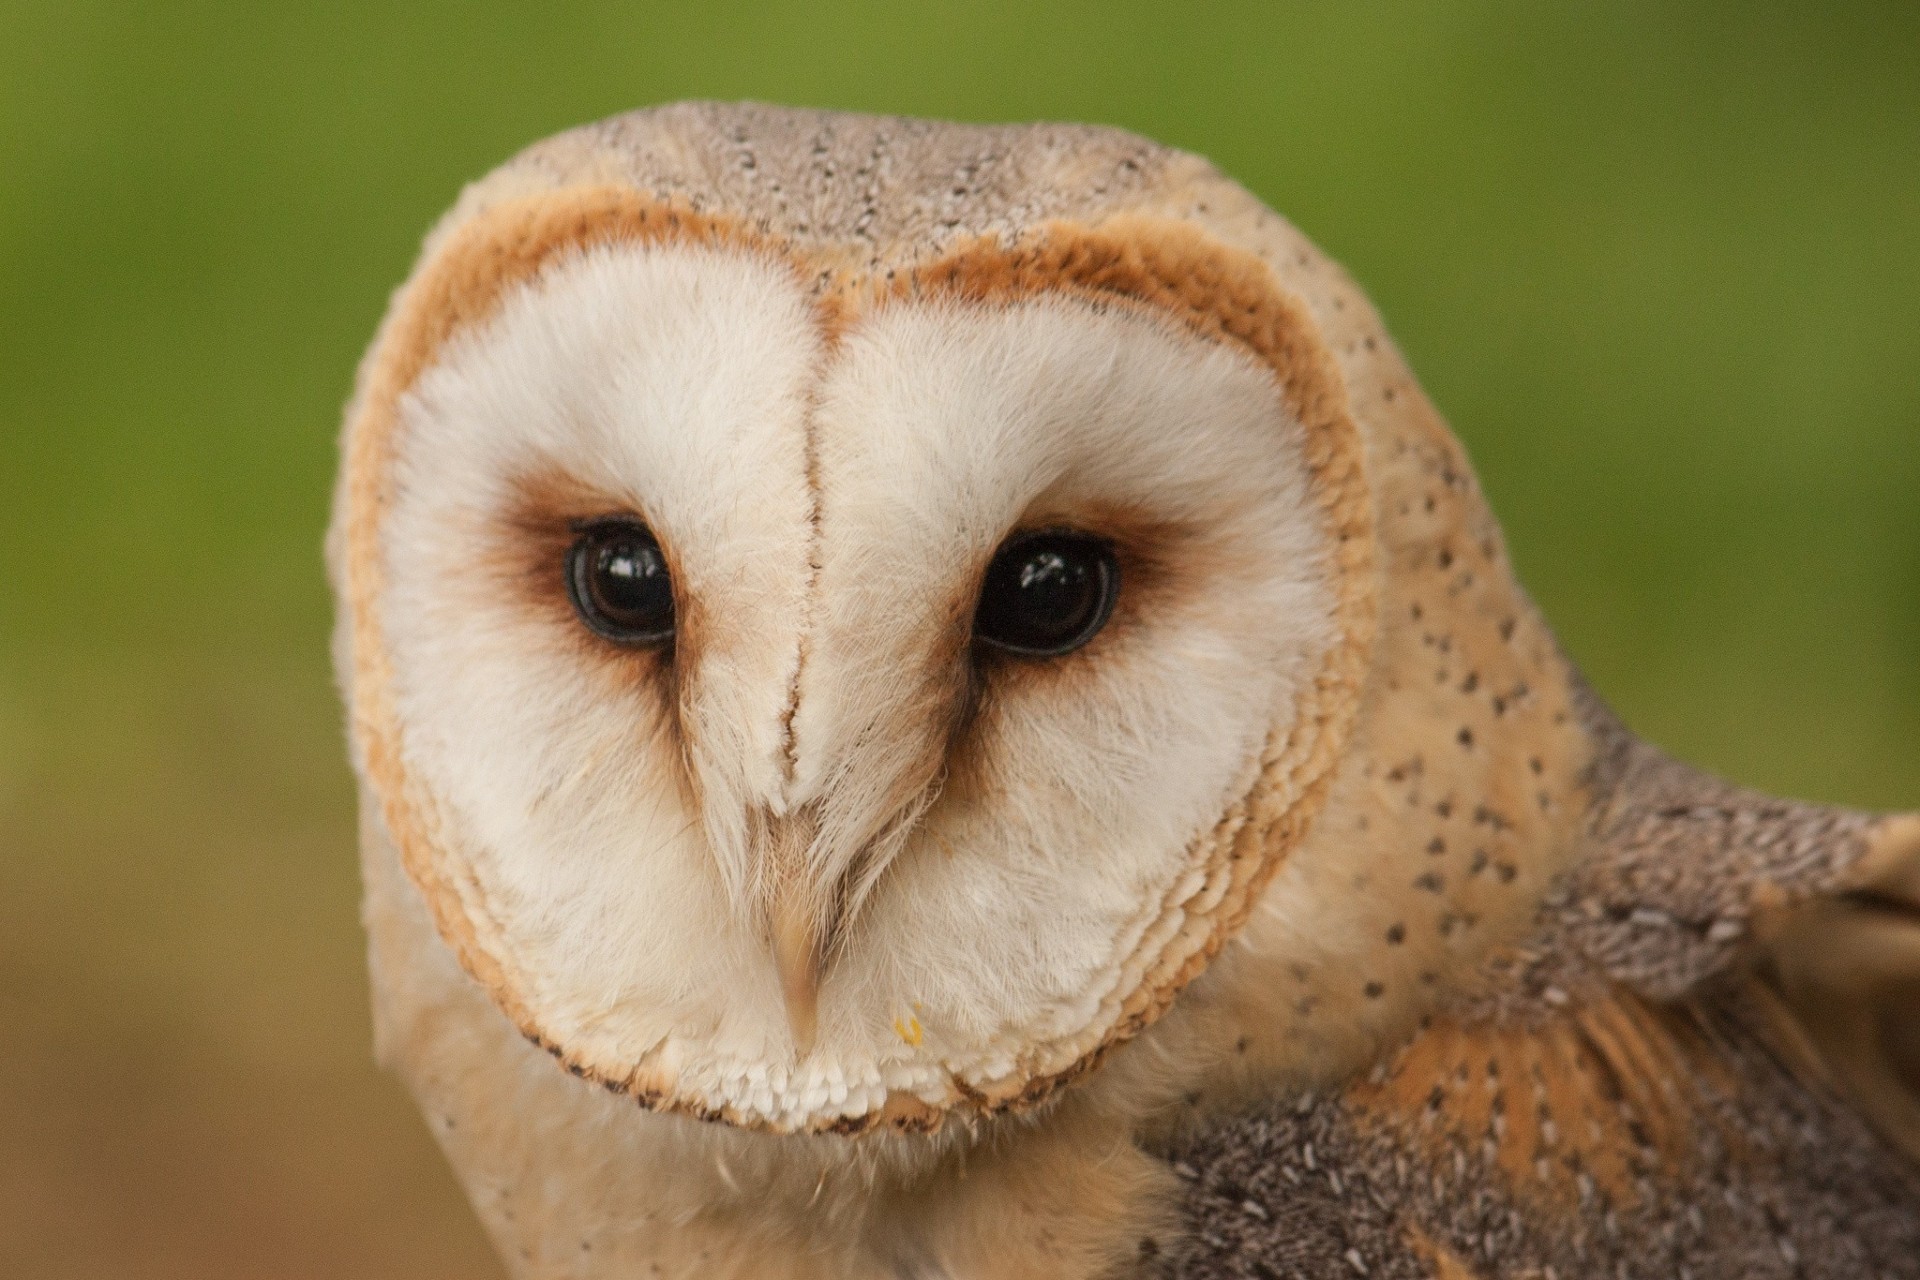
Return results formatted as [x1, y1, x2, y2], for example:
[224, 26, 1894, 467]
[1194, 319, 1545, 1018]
[374, 240, 1340, 1130]
[384, 243, 820, 1067]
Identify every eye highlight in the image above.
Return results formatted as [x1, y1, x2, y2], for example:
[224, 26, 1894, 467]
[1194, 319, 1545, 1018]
[973, 530, 1120, 657]
[566, 519, 675, 646]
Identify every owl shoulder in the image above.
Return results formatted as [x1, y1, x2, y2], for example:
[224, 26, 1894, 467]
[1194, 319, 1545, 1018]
[1150, 692, 1920, 1278]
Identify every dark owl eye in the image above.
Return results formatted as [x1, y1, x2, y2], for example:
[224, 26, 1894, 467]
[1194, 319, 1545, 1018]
[972, 530, 1120, 657]
[566, 520, 675, 646]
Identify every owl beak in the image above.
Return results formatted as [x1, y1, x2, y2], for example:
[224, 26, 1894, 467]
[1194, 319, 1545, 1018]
[771, 888, 823, 1059]
[763, 813, 825, 1059]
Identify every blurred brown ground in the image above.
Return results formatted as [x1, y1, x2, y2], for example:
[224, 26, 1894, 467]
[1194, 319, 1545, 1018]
[0, 654, 500, 1277]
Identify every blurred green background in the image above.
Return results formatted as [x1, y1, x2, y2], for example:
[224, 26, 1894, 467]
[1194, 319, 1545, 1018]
[2, 2, 1915, 1276]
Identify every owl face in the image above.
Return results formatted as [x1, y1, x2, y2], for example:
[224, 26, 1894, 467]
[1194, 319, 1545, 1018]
[340, 191, 1372, 1133]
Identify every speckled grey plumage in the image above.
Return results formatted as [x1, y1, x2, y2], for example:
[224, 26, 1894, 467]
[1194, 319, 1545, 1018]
[1147, 685, 1920, 1278]
[1553, 684, 1885, 1001]
[442, 101, 1181, 273]
[1155, 987, 1920, 1280]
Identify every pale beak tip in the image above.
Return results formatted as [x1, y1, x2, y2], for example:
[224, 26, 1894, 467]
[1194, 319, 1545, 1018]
[783, 981, 819, 1060]
[772, 907, 822, 1060]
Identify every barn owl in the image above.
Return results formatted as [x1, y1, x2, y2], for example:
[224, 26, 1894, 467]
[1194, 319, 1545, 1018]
[328, 102, 1920, 1279]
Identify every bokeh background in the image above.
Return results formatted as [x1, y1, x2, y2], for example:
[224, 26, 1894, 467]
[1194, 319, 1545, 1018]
[3, 2, 1916, 1276]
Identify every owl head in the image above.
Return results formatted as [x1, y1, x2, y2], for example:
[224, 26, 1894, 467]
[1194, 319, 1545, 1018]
[333, 103, 1583, 1138]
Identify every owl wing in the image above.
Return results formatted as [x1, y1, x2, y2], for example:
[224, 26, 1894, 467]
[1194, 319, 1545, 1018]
[1564, 685, 1920, 1160]
[1155, 690, 1920, 1280]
